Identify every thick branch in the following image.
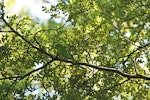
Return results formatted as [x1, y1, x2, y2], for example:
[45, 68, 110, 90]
[56, 58, 150, 80]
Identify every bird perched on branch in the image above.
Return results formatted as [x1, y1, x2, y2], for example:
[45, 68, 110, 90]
[55, 44, 74, 60]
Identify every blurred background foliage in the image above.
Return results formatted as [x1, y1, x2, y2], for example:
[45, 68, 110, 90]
[0, 0, 150, 99]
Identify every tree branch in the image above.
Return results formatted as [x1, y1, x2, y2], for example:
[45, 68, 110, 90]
[1, 13, 150, 81]
[0, 60, 54, 81]
[3, 60, 54, 99]
[123, 43, 150, 65]
[1, 18, 55, 59]
[0, 30, 14, 33]
[0, 76, 21, 80]
[102, 78, 130, 92]
[19, 60, 54, 81]
[56, 57, 150, 80]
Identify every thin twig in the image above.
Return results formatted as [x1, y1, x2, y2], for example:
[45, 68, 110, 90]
[102, 78, 130, 92]
[0, 76, 21, 80]
[0, 30, 14, 32]
[4, 80, 18, 100]
[3, 60, 54, 99]
[19, 60, 54, 81]
[133, 56, 139, 74]
[2, 17, 54, 59]
[123, 42, 150, 65]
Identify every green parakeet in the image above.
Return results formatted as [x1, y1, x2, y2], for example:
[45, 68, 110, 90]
[56, 44, 74, 60]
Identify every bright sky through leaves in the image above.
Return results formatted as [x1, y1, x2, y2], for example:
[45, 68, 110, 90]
[5, 0, 58, 22]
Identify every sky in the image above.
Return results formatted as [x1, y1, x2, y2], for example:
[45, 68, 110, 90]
[5, 0, 58, 22]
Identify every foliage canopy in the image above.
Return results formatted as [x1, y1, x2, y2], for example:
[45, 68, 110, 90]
[0, 0, 150, 99]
